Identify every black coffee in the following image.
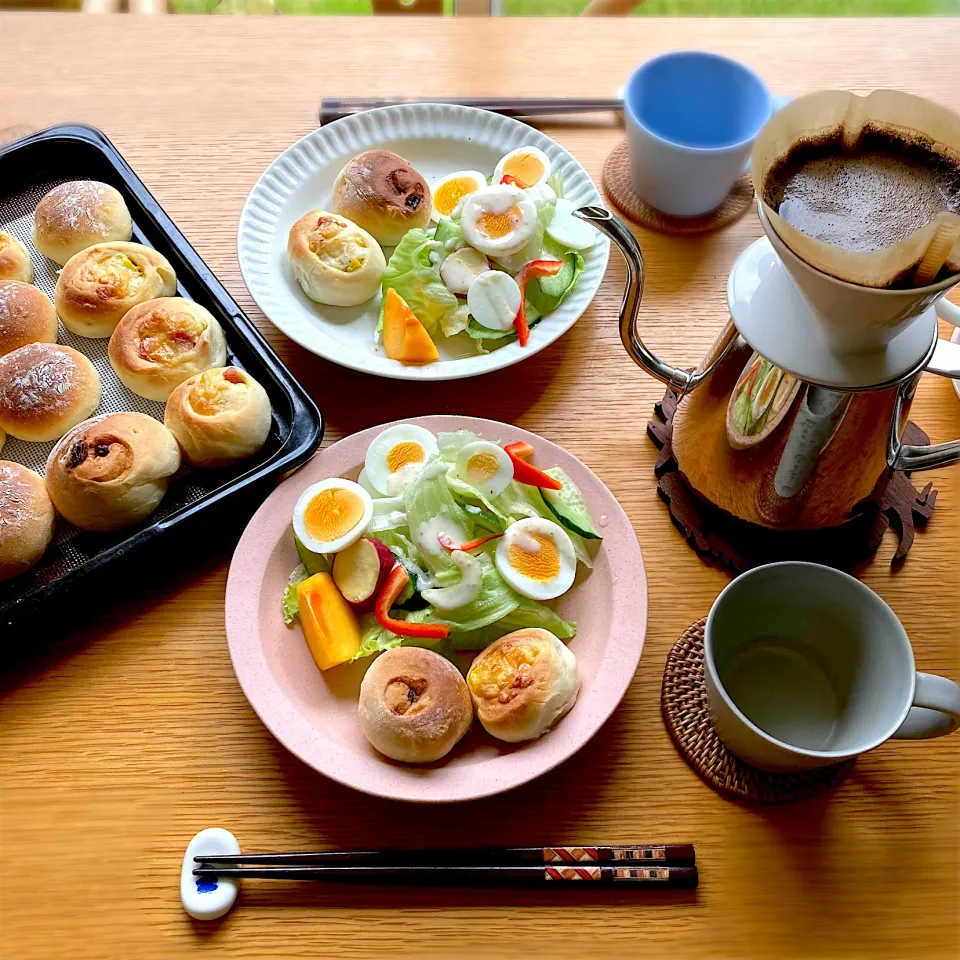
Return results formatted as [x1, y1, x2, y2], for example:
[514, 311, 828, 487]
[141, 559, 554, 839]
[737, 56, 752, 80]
[764, 129, 960, 253]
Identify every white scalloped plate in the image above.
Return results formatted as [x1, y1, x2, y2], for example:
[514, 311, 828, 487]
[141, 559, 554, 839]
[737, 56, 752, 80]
[237, 104, 609, 381]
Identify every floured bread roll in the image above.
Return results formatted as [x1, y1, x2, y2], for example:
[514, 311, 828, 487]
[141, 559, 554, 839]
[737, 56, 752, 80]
[56, 241, 177, 338]
[0, 461, 55, 583]
[0, 343, 101, 442]
[109, 297, 227, 401]
[45, 412, 181, 532]
[0, 280, 59, 357]
[288, 211, 385, 306]
[466, 628, 580, 743]
[33, 180, 133, 266]
[0, 231, 33, 283]
[164, 366, 271, 468]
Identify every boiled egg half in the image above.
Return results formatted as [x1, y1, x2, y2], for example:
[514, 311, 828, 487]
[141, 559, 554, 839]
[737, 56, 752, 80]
[494, 146, 552, 191]
[365, 424, 439, 496]
[495, 517, 576, 601]
[431, 170, 487, 221]
[460, 185, 538, 257]
[467, 270, 522, 332]
[546, 198, 597, 251]
[455, 440, 514, 498]
[293, 478, 374, 555]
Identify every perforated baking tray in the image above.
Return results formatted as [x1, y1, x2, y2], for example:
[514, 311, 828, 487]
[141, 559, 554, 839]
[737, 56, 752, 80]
[0, 125, 323, 630]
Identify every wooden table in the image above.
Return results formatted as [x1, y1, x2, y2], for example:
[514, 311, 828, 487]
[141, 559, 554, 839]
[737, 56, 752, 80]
[1, 13, 958, 959]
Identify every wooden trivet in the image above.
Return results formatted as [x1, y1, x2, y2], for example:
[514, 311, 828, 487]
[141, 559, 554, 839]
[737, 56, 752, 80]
[602, 140, 754, 235]
[647, 387, 937, 572]
[662, 618, 854, 804]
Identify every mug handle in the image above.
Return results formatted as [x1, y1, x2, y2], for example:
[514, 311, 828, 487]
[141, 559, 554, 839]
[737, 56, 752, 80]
[892, 673, 960, 739]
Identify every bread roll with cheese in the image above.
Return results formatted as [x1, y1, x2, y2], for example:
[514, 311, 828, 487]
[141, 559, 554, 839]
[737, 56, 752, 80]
[288, 210, 385, 307]
[0, 231, 33, 283]
[0, 461, 55, 583]
[332, 150, 431, 246]
[0, 280, 59, 357]
[108, 297, 227, 401]
[44, 412, 181, 532]
[164, 366, 271, 468]
[358, 646, 473, 763]
[55, 241, 176, 338]
[33, 180, 133, 266]
[466, 629, 580, 743]
[0, 343, 101, 442]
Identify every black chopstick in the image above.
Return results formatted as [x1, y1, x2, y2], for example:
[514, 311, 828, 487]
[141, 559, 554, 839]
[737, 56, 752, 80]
[196, 843, 695, 868]
[193, 863, 698, 889]
[319, 97, 623, 125]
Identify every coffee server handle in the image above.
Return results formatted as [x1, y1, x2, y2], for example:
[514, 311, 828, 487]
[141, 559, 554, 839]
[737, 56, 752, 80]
[893, 673, 960, 739]
[886, 297, 960, 471]
[574, 206, 740, 396]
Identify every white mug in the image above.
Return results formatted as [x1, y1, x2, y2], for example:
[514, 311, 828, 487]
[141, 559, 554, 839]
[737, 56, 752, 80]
[624, 51, 787, 218]
[704, 562, 960, 773]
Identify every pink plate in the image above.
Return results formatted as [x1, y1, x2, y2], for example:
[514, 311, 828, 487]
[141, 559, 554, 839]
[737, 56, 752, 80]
[225, 416, 647, 803]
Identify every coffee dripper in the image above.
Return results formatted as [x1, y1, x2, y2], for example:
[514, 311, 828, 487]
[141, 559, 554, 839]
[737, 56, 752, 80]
[576, 205, 960, 531]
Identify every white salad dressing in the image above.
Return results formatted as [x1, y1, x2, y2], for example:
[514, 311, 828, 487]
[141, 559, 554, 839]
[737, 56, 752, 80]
[421, 550, 482, 611]
[386, 463, 423, 497]
[444, 237, 460, 251]
[415, 511, 469, 559]
[512, 530, 542, 553]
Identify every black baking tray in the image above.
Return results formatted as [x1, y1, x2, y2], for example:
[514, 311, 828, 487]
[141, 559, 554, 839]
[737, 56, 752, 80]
[0, 124, 323, 632]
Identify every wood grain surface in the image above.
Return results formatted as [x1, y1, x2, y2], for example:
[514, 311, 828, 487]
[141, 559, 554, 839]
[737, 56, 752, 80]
[1, 13, 958, 960]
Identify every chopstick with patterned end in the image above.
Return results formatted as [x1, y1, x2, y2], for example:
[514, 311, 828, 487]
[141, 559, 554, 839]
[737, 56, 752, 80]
[196, 844, 695, 868]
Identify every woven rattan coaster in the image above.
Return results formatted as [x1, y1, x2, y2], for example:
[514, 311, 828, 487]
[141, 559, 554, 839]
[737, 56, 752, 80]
[603, 140, 754, 235]
[661, 617, 854, 804]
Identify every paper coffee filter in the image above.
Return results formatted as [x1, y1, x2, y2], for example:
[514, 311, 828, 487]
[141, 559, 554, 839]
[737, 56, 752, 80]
[752, 90, 960, 288]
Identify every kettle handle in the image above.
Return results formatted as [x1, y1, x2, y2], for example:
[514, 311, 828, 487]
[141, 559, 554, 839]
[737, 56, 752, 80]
[887, 296, 960, 472]
[574, 206, 740, 396]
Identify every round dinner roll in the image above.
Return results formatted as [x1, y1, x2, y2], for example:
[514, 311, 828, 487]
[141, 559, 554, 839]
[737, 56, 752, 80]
[332, 150, 431, 246]
[0, 343, 101, 443]
[108, 297, 227, 401]
[55, 241, 177, 338]
[288, 211, 385, 307]
[0, 462, 55, 583]
[466, 628, 580, 743]
[164, 366, 271, 468]
[358, 646, 473, 764]
[0, 280, 58, 357]
[0, 231, 33, 283]
[44, 412, 181, 532]
[33, 180, 133, 266]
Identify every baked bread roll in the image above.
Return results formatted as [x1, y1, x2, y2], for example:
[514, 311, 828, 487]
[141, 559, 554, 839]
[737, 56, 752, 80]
[358, 646, 473, 763]
[0, 280, 59, 357]
[0, 462, 55, 583]
[288, 211, 385, 307]
[0, 231, 33, 283]
[332, 150, 431, 246]
[0, 343, 101, 442]
[45, 412, 181, 532]
[466, 629, 580, 743]
[164, 366, 271, 468]
[55, 241, 176, 338]
[108, 297, 227, 401]
[33, 180, 133, 266]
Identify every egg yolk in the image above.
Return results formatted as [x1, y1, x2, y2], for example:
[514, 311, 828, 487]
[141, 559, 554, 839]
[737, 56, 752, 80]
[386, 441, 425, 474]
[434, 178, 477, 216]
[508, 532, 560, 582]
[468, 641, 541, 703]
[138, 310, 204, 364]
[477, 206, 521, 240]
[503, 153, 545, 186]
[83, 252, 145, 297]
[465, 452, 500, 482]
[303, 487, 365, 544]
[189, 367, 246, 415]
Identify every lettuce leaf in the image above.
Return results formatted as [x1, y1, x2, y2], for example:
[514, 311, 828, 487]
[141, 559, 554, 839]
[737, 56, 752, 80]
[403, 458, 472, 580]
[350, 613, 456, 663]
[438, 429, 480, 463]
[282, 563, 309, 625]
[446, 600, 577, 651]
[546, 172, 564, 199]
[466, 310, 542, 343]
[379, 229, 459, 335]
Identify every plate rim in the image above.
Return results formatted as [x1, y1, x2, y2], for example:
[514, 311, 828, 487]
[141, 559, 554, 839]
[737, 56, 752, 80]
[224, 415, 647, 803]
[236, 103, 610, 382]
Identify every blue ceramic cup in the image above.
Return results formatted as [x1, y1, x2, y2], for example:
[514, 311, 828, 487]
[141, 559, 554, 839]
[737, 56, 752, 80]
[624, 51, 782, 218]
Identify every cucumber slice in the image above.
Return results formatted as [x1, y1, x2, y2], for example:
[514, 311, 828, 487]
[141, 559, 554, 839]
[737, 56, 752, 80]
[525, 252, 584, 317]
[541, 467, 601, 540]
[433, 219, 460, 247]
[295, 535, 329, 575]
[538, 255, 576, 298]
[462, 503, 504, 534]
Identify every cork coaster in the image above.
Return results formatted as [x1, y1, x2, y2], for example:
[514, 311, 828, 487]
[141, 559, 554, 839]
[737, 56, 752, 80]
[661, 618, 854, 804]
[603, 140, 754, 234]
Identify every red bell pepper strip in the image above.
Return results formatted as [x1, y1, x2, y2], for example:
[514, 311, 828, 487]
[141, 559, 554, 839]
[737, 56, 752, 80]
[513, 259, 565, 347]
[503, 440, 535, 463]
[437, 532, 503, 553]
[375, 565, 449, 640]
[504, 444, 563, 490]
[500, 173, 530, 189]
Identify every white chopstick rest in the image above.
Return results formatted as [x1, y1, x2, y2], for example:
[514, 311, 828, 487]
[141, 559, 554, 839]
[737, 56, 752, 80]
[180, 828, 241, 921]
